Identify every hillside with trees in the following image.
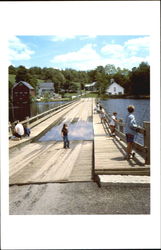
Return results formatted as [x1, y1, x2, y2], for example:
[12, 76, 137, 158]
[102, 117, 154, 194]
[9, 62, 150, 99]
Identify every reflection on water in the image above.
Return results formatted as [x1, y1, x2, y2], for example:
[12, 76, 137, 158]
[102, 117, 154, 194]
[9, 101, 68, 122]
[9, 104, 31, 122]
[39, 120, 93, 141]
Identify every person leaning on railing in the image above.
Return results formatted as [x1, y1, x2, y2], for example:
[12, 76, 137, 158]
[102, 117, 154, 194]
[100, 109, 106, 123]
[109, 112, 119, 136]
[124, 105, 140, 160]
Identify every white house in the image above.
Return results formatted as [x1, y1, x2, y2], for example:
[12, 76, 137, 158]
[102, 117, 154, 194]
[106, 81, 124, 95]
[85, 82, 97, 91]
[38, 82, 55, 96]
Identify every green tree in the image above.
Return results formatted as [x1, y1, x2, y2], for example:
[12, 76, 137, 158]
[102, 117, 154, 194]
[28, 67, 42, 78]
[52, 70, 66, 93]
[27, 74, 38, 89]
[95, 71, 108, 94]
[68, 82, 79, 92]
[96, 65, 105, 74]
[15, 65, 28, 82]
[87, 69, 97, 83]
[105, 64, 117, 75]
[129, 62, 150, 95]
[9, 65, 16, 75]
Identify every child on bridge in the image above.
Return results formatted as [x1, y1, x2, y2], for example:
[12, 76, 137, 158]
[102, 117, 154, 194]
[61, 123, 70, 149]
[109, 112, 118, 136]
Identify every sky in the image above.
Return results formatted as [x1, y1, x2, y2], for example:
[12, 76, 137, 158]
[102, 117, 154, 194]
[8, 35, 150, 71]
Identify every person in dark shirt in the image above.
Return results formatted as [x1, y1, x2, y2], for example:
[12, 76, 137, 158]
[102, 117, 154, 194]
[61, 123, 70, 149]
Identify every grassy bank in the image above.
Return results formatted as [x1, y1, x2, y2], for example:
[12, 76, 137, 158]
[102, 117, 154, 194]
[81, 92, 99, 98]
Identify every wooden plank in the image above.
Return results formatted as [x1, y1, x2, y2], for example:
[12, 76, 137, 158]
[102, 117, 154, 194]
[10, 99, 95, 184]
[92, 99, 150, 176]
[95, 170, 150, 176]
[10, 140, 93, 185]
[69, 141, 93, 181]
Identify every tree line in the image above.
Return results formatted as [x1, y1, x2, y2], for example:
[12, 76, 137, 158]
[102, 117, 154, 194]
[9, 62, 150, 96]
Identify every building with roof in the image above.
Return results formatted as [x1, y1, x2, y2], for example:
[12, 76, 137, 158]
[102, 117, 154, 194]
[12, 81, 35, 105]
[106, 81, 124, 95]
[85, 82, 97, 91]
[38, 82, 55, 96]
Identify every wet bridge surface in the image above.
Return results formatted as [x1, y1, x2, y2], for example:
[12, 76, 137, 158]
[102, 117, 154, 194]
[9, 98, 150, 186]
[9, 98, 93, 185]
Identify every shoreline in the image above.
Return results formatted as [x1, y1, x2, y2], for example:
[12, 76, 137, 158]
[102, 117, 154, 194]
[100, 95, 150, 100]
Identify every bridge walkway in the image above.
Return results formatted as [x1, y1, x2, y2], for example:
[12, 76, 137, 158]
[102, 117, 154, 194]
[9, 98, 150, 186]
[9, 99, 81, 150]
[93, 99, 150, 176]
[9, 98, 93, 185]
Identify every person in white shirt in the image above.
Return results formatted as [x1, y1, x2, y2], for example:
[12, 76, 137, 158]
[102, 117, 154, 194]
[13, 121, 24, 138]
[109, 112, 118, 136]
[100, 109, 106, 123]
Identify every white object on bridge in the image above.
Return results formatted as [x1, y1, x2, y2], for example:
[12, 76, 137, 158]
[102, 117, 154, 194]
[15, 123, 24, 136]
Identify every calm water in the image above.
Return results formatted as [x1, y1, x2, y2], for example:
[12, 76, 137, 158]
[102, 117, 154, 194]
[9, 101, 68, 122]
[100, 98, 150, 144]
[100, 99, 150, 126]
[39, 119, 93, 142]
[39, 98, 150, 145]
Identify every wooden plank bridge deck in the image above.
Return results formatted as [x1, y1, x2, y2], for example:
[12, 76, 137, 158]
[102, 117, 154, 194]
[9, 98, 150, 185]
[93, 101, 150, 176]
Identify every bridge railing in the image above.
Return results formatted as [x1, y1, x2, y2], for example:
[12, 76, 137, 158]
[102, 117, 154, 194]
[100, 106, 150, 165]
[9, 99, 80, 138]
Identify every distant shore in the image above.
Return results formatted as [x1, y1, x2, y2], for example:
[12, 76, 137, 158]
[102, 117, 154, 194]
[100, 94, 150, 100]
[34, 94, 150, 103]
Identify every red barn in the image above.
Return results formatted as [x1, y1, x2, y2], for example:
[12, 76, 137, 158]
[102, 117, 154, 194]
[12, 81, 35, 105]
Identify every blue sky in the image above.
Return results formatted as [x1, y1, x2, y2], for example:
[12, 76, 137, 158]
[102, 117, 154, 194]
[8, 35, 150, 71]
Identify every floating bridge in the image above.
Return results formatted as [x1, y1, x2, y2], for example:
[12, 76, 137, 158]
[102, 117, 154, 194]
[9, 98, 150, 186]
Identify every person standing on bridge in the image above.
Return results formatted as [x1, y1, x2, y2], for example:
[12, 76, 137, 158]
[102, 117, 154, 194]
[61, 123, 70, 149]
[109, 112, 118, 136]
[124, 105, 139, 159]
[23, 123, 31, 137]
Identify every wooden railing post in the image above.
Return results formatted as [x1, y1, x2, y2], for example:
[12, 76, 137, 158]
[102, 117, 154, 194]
[26, 116, 29, 126]
[143, 121, 150, 165]
[119, 118, 124, 133]
[9, 122, 11, 133]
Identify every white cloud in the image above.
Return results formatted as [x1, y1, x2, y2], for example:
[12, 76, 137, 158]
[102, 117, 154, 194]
[51, 44, 100, 63]
[8, 36, 35, 61]
[100, 36, 150, 68]
[101, 36, 150, 58]
[51, 36, 150, 71]
[101, 44, 124, 58]
[105, 56, 150, 70]
[125, 36, 150, 53]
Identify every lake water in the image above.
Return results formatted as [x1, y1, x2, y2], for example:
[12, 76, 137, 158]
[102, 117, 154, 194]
[100, 98, 150, 145]
[100, 98, 150, 126]
[9, 101, 68, 122]
[38, 98, 150, 145]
